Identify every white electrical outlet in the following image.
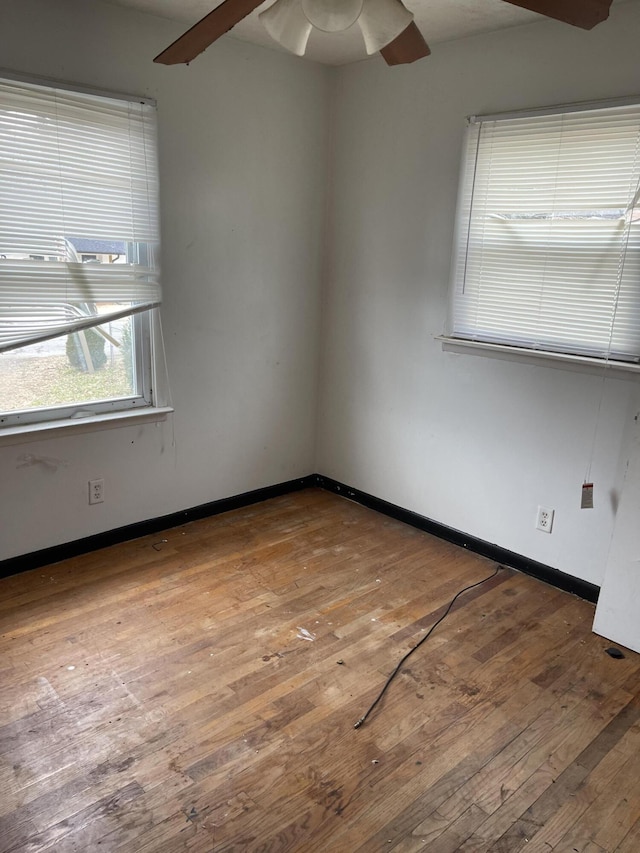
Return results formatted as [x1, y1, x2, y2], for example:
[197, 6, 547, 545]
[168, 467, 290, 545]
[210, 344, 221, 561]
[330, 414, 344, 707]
[536, 506, 554, 533]
[89, 478, 104, 505]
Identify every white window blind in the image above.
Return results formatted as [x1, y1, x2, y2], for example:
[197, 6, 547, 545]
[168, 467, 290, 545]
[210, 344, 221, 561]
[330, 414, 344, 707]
[450, 101, 640, 363]
[0, 76, 160, 353]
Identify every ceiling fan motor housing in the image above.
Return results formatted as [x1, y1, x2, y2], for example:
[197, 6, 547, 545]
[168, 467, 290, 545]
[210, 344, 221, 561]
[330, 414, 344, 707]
[300, 0, 364, 32]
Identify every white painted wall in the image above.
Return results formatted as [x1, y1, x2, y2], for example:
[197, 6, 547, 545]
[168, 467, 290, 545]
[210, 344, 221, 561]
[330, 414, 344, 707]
[0, 0, 329, 560]
[317, 1, 640, 587]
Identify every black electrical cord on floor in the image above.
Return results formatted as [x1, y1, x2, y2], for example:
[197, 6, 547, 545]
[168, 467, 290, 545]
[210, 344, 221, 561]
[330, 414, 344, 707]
[354, 564, 502, 729]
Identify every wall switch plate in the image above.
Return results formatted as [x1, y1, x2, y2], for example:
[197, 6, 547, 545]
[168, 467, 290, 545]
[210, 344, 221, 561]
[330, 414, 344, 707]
[536, 506, 554, 533]
[89, 478, 104, 504]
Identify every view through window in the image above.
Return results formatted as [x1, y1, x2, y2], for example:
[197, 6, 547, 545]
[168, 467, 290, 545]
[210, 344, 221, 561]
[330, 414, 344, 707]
[0, 76, 160, 426]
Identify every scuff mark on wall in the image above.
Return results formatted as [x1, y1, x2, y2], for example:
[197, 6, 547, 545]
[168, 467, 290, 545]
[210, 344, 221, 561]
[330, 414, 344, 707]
[16, 453, 68, 471]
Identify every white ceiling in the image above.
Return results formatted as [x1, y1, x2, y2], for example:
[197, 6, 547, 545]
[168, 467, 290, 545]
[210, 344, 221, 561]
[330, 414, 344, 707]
[102, 0, 635, 66]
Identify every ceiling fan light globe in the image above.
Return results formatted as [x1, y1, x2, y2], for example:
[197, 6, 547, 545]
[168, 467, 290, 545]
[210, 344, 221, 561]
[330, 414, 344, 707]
[259, 0, 313, 56]
[358, 0, 413, 54]
[300, 0, 364, 32]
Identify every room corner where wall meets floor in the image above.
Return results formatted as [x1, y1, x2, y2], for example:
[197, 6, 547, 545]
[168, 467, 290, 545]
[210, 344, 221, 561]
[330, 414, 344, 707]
[1, 472, 600, 609]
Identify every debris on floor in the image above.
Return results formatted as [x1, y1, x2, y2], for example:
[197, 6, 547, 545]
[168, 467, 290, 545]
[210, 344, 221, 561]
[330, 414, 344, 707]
[296, 627, 316, 642]
[605, 647, 625, 659]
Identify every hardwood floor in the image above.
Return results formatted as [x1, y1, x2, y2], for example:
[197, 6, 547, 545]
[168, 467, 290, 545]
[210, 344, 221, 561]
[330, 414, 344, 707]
[1, 488, 639, 852]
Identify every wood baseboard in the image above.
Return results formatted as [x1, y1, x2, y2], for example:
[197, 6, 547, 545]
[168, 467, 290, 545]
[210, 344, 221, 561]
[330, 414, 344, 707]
[0, 475, 316, 578]
[316, 475, 600, 603]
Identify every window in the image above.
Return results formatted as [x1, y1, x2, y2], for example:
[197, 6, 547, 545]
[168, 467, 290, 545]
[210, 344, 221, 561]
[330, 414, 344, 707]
[449, 100, 640, 365]
[0, 75, 161, 428]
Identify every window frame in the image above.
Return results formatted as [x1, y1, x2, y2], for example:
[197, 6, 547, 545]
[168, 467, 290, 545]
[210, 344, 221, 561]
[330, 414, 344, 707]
[444, 96, 640, 370]
[0, 311, 154, 429]
[0, 71, 163, 431]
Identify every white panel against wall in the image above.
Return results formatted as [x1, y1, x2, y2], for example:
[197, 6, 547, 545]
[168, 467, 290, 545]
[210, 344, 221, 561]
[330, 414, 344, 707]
[594, 395, 640, 653]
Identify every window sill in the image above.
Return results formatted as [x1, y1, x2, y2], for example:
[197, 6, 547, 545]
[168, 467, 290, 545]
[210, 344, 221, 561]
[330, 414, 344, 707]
[437, 336, 640, 379]
[0, 406, 174, 447]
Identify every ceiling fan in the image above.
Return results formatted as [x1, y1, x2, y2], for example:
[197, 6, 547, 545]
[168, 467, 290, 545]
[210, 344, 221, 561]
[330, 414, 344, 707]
[154, 0, 614, 68]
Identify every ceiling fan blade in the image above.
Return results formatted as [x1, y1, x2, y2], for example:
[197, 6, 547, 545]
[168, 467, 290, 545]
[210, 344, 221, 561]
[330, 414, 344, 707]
[501, 0, 613, 30]
[154, 0, 264, 64]
[380, 21, 430, 65]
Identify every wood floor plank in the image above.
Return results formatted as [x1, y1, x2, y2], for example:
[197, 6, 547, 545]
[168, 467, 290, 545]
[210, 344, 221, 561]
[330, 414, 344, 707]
[616, 816, 640, 852]
[489, 696, 640, 852]
[1, 488, 638, 852]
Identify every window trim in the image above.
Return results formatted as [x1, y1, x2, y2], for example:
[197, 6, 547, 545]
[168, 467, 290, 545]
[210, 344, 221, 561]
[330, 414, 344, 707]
[438, 334, 640, 380]
[447, 95, 640, 368]
[0, 66, 155, 108]
[0, 71, 163, 433]
[0, 405, 174, 447]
